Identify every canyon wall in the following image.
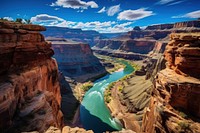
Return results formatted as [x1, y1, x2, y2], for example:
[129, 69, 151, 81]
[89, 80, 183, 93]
[142, 33, 200, 133]
[93, 19, 200, 60]
[94, 39, 155, 54]
[145, 19, 200, 30]
[0, 21, 63, 132]
[42, 26, 106, 47]
[46, 38, 106, 82]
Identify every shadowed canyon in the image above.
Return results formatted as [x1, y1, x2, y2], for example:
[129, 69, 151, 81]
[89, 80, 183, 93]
[1, 1, 200, 132]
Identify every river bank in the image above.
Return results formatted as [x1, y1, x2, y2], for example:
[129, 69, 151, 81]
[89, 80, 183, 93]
[64, 55, 127, 128]
[79, 58, 134, 132]
[104, 72, 153, 132]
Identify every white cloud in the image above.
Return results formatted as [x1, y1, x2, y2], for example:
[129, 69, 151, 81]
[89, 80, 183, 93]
[31, 14, 133, 33]
[107, 4, 120, 16]
[54, 8, 60, 10]
[74, 21, 116, 29]
[98, 7, 106, 13]
[74, 21, 133, 33]
[157, 0, 175, 5]
[117, 8, 154, 21]
[31, 14, 65, 23]
[30, 14, 76, 27]
[3, 17, 13, 21]
[167, 0, 185, 6]
[156, 0, 185, 5]
[50, 0, 98, 9]
[172, 10, 200, 18]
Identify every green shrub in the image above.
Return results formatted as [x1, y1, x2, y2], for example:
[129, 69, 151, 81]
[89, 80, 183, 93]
[178, 121, 191, 132]
[15, 18, 23, 23]
[179, 111, 188, 119]
[81, 82, 93, 92]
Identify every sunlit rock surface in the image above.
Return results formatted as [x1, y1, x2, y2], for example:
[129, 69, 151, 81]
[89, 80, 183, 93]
[0, 21, 63, 133]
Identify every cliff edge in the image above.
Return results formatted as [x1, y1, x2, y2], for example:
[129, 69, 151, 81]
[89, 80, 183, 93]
[0, 21, 63, 132]
[142, 33, 200, 133]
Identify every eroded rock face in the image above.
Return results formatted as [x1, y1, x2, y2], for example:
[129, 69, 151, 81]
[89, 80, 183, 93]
[142, 33, 200, 133]
[165, 33, 200, 78]
[94, 39, 155, 54]
[46, 38, 106, 82]
[93, 19, 200, 59]
[0, 21, 63, 133]
[145, 20, 200, 30]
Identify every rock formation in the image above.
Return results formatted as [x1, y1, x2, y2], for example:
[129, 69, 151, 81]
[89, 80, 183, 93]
[46, 37, 106, 82]
[145, 19, 200, 30]
[142, 33, 200, 133]
[0, 21, 63, 133]
[42, 26, 106, 47]
[93, 19, 200, 60]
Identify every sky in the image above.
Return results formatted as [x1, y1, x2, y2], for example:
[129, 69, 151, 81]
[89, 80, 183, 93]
[1, 0, 200, 33]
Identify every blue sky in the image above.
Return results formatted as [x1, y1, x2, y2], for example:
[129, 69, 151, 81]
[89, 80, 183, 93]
[1, 0, 200, 33]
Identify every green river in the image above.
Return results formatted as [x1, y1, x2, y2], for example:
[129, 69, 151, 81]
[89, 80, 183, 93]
[80, 60, 134, 133]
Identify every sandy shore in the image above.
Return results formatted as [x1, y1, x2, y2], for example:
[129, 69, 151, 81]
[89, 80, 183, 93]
[115, 68, 124, 72]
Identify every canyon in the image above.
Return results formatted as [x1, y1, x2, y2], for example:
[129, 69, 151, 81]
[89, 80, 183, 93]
[0, 19, 200, 133]
[46, 37, 106, 83]
[93, 19, 200, 60]
[42, 27, 106, 47]
[142, 33, 200, 133]
[104, 33, 200, 133]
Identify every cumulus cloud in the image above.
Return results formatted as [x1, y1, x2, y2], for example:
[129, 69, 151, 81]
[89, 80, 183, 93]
[31, 14, 133, 33]
[31, 14, 64, 22]
[30, 14, 76, 27]
[97, 7, 106, 13]
[117, 8, 154, 21]
[172, 10, 200, 18]
[74, 21, 133, 33]
[107, 4, 120, 16]
[74, 21, 116, 29]
[50, 0, 98, 9]
[3, 17, 14, 21]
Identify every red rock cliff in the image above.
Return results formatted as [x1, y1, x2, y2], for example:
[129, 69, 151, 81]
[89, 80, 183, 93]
[46, 38, 106, 82]
[142, 33, 200, 133]
[0, 21, 63, 133]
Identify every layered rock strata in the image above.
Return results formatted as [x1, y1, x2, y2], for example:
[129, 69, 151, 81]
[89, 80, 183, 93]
[142, 33, 200, 133]
[42, 26, 105, 47]
[46, 37, 106, 82]
[0, 21, 63, 133]
[93, 19, 200, 60]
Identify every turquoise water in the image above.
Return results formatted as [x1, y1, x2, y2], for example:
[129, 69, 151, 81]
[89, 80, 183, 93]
[80, 61, 134, 133]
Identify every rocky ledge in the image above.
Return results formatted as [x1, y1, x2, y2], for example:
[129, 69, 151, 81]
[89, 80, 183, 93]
[0, 21, 63, 132]
[142, 33, 200, 133]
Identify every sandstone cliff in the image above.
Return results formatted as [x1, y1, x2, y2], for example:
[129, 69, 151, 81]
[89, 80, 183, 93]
[93, 19, 200, 60]
[142, 33, 200, 133]
[46, 37, 106, 82]
[0, 21, 63, 133]
[145, 19, 200, 30]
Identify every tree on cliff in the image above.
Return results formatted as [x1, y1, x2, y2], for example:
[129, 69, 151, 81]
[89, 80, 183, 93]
[15, 18, 32, 24]
[15, 18, 23, 23]
[0, 18, 10, 22]
[24, 19, 32, 24]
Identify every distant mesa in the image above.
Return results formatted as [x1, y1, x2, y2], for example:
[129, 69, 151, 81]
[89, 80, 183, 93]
[42, 26, 106, 47]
